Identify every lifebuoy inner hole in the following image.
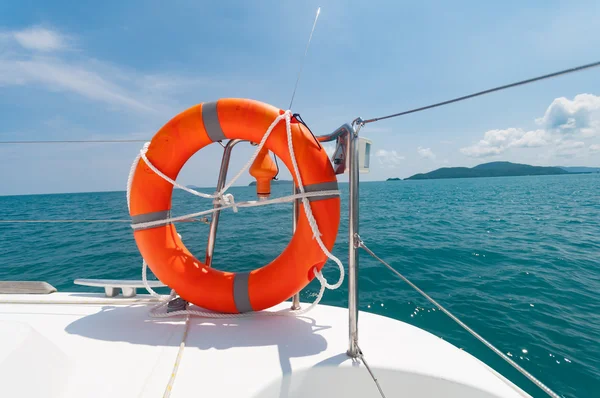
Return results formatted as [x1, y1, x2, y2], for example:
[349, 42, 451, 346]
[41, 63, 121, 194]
[168, 141, 296, 273]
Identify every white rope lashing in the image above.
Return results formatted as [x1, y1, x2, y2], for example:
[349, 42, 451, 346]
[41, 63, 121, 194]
[127, 111, 288, 212]
[128, 110, 344, 318]
[129, 189, 340, 231]
[284, 111, 344, 290]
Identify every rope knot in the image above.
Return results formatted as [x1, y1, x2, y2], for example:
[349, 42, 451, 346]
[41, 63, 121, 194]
[216, 193, 238, 213]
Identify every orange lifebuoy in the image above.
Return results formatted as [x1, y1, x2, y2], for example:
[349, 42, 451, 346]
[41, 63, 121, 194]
[129, 98, 340, 313]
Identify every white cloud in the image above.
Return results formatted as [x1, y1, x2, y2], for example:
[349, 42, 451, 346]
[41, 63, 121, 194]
[375, 149, 405, 168]
[590, 144, 600, 153]
[417, 146, 436, 160]
[461, 128, 549, 157]
[460, 142, 501, 158]
[555, 140, 585, 158]
[12, 27, 69, 52]
[535, 94, 600, 137]
[0, 26, 220, 114]
[0, 27, 157, 112]
[512, 129, 549, 148]
[461, 94, 600, 159]
[0, 57, 154, 112]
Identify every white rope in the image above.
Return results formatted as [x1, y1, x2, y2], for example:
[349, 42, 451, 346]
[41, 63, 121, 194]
[139, 147, 215, 200]
[284, 112, 344, 289]
[126, 142, 218, 213]
[162, 314, 190, 398]
[130, 189, 340, 230]
[129, 109, 344, 319]
[126, 143, 146, 212]
[126, 111, 290, 211]
[142, 259, 162, 299]
[218, 112, 287, 194]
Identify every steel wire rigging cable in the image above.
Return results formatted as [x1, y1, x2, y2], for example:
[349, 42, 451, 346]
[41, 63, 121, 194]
[0, 218, 209, 224]
[362, 60, 600, 124]
[0, 139, 149, 144]
[357, 236, 560, 398]
[288, 7, 321, 110]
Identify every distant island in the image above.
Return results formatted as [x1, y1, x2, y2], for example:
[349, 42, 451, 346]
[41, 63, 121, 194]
[559, 166, 600, 173]
[249, 179, 293, 186]
[401, 161, 597, 181]
[386, 178, 402, 181]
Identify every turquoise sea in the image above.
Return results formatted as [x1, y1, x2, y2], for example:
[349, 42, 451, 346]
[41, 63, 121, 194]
[1, 174, 599, 398]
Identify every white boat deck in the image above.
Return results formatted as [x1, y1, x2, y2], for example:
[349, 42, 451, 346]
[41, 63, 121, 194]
[0, 292, 529, 397]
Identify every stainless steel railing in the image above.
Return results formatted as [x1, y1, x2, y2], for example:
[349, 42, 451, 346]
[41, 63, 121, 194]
[346, 119, 362, 357]
[204, 122, 362, 358]
[205, 139, 243, 267]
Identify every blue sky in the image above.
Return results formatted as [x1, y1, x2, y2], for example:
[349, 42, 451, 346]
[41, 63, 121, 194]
[1, 0, 599, 195]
